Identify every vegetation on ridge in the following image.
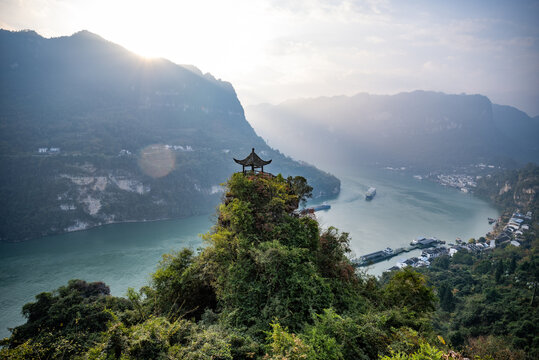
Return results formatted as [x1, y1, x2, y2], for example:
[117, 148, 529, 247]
[1, 173, 439, 359]
[2, 170, 537, 359]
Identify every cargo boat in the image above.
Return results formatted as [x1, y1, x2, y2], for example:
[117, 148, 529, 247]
[410, 237, 445, 248]
[353, 247, 394, 266]
[352, 247, 408, 267]
[300, 204, 331, 215]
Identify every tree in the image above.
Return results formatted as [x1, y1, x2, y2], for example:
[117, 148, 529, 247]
[508, 255, 517, 274]
[383, 268, 437, 313]
[3, 280, 131, 359]
[265, 322, 311, 360]
[495, 259, 504, 283]
[438, 283, 455, 312]
[149, 248, 216, 321]
[287, 176, 313, 207]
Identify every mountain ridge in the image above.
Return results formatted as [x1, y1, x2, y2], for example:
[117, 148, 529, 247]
[247, 90, 539, 171]
[0, 28, 340, 242]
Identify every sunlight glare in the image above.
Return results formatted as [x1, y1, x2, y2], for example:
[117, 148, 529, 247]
[78, 0, 277, 76]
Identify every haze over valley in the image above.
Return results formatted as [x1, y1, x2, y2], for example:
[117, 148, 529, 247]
[247, 91, 539, 172]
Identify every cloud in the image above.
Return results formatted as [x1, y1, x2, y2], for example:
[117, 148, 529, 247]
[1, 0, 538, 115]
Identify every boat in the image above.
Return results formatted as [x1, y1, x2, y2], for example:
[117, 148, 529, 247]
[488, 217, 497, 224]
[354, 247, 394, 266]
[311, 204, 331, 211]
[352, 247, 411, 267]
[300, 204, 331, 214]
[365, 187, 376, 200]
[410, 237, 444, 248]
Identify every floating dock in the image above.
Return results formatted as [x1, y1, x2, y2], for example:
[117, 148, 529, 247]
[352, 238, 445, 267]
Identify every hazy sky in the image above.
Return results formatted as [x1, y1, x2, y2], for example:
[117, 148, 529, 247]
[1, 0, 538, 115]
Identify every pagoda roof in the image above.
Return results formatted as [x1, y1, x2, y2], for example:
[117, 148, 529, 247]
[234, 148, 272, 167]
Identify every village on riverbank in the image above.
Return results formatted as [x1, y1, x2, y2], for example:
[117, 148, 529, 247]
[353, 209, 534, 272]
[408, 163, 502, 193]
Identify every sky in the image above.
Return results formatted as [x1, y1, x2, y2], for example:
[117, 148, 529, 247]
[1, 0, 539, 116]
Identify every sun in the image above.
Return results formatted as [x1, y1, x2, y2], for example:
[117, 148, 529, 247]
[83, 0, 276, 85]
[127, 38, 164, 60]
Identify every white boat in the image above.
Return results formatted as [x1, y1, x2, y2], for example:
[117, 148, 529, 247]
[365, 187, 376, 200]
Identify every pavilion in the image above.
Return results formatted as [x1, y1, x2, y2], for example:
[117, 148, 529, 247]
[234, 148, 272, 174]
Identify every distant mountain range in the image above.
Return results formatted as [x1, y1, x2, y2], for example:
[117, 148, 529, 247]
[0, 29, 339, 242]
[246, 91, 539, 171]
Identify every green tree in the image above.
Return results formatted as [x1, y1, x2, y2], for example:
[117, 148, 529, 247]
[438, 283, 455, 312]
[147, 248, 216, 321]
[495, 259, 504, 283]
[3, 280, 132, 359]
[508, 255, 517, 274]
[384, 268, 437, 314]
[265, 322, 311, 360]
[287, 176, 313, 207]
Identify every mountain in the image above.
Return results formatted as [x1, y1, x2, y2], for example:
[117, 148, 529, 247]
[246, 91, 539, 171]
[0, 29, 340, 242]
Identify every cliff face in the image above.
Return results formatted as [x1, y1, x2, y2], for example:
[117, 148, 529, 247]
[0, 29, 340, 242]
[475, 164, 539, 213]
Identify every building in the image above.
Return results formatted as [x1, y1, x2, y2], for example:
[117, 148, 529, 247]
[421, 247, 449, 259]
[234, 148, 272, 174]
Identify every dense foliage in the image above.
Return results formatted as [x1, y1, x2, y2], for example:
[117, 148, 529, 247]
[1, 173, 445, 359]
[419, 225, 538, 359]
[416, 164, 539, 359]
[2, 169, 537, 359]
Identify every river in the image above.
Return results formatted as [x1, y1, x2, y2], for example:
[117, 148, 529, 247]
[0, 166, 498, 338]
[312, 166, 498, 275]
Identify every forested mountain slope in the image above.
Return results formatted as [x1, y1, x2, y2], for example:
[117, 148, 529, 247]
[0, 29, 339, 242]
